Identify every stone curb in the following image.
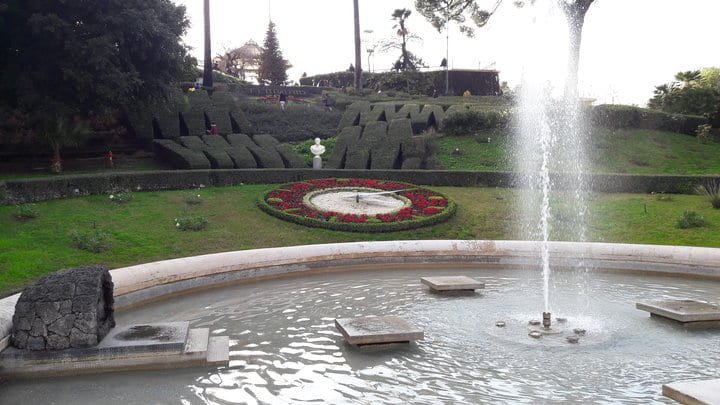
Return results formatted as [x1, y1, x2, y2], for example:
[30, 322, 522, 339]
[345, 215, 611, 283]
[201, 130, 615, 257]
[2, 240, 719, 351]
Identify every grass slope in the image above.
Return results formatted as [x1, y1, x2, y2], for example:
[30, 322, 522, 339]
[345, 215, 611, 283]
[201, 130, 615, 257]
[437, 129, 720, 174]
[2, 185, 719, 293]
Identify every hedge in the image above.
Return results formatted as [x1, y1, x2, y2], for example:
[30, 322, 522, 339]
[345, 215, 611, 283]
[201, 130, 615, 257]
[441, 109, 509, 136]
[2, 169, 717, 205]
[225, 147, 258, 168]
[591, 105, 707, 135]
[371, 119, 413, 170]
[275, 143, 308, 168]
[202, 134, 232, 149]
[345, 121, 387, 169]
[238, 102, 342, 142]
[153, 139, 210, 170]
[203, 148, 235, 169]
[178, 135, 208, 151]
[396, 104, 421, 119]
[327, 126, 362, 169]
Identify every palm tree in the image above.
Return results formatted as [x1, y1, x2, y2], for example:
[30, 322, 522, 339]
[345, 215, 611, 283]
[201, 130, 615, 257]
[202, 0, 213, 88]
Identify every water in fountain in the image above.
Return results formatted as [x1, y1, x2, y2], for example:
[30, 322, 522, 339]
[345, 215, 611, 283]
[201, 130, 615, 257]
[512, 1, 589, 314]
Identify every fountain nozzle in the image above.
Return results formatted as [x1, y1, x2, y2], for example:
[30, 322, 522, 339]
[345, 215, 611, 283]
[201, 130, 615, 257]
[542, 312, 551, 329]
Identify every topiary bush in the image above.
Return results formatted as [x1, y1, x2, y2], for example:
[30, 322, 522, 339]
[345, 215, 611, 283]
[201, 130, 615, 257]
[153, 139, 211, 169]
[441, 109, 508, 136]
[238, 102, 341, 142]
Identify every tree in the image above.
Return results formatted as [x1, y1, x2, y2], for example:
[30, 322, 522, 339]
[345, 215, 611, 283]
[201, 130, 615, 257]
[203, 0, 213, 88]
[258, 21, 290, 86]
[649, 68, 720, 126]
[0, 0, 193, 168]
[416, 0, 595, 97]
[379, 9, 425, 71]
[353, 0, 363, 89]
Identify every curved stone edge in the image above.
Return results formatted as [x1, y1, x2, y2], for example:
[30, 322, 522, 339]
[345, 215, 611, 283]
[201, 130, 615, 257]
[2, 240, 720, 351]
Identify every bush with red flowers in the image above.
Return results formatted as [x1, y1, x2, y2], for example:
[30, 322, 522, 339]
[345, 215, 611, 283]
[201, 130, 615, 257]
[258, 178, 456, 232]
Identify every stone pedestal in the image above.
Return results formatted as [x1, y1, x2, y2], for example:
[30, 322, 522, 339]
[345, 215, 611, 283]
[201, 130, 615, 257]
[636, 300, 720, 328]
[335, 315, 423, 346]
[421, 276, 484, 292]
[663, 378, 720, 405]
[312, 155, 322, 169]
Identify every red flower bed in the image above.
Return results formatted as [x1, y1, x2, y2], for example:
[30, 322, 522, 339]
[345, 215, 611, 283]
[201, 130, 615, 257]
[264, 179, 451, 226]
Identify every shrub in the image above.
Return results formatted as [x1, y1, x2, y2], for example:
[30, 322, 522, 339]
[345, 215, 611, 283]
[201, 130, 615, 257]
[591, 105, 707, 135]
[184, 193, 203, 205]
[69, 229, 112, 253]
[441, 109, 507, 136]
[696, 124, 713, 144]
[153, 139, 211, 169]
[677, 211, 705, 229]
[109, 191, 133, 203]
[237, 102, 341, 142]
[696, 179, 720, 208]
[175, 215, 209, 231]
[293, 137, 337, 167]
[14, 204, 39, 219]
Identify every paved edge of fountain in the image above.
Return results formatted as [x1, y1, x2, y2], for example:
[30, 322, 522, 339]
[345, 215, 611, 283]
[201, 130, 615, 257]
[2, 240, 720, 352]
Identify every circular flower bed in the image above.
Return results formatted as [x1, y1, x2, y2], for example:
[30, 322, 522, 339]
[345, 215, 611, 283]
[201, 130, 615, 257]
[258, 178, 456, 232]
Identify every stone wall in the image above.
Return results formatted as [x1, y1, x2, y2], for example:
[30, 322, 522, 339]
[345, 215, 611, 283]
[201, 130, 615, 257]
[11, 265, 115, 350]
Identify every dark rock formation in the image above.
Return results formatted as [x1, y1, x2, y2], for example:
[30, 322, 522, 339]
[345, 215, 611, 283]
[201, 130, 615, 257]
[11, 265, 115, 350]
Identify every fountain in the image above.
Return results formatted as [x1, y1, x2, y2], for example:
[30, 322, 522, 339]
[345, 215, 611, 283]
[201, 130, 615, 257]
[0, 2, 719, 403]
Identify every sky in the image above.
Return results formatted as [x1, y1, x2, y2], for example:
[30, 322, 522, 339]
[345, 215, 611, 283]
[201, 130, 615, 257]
[173, 0, 720, 106]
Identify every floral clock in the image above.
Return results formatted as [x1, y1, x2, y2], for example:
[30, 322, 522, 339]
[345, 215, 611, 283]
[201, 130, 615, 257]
[258, 178, 456, 232]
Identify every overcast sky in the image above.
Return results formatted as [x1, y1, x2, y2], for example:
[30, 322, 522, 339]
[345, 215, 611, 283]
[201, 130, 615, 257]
[173, 0, 720, 106]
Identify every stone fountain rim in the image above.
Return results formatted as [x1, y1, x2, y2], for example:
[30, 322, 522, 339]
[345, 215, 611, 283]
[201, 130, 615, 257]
[2, 240, 720, 351]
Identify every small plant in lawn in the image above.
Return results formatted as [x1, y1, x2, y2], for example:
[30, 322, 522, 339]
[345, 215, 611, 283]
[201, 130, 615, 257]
[696, 179, 720, 208]
[655, 193, 674, 202]
[696, 124, 712, 144]
[109, 191, 133, 204]
[175, 215, 209, 231]
[184, 193, 203, 205]
[677, 211, 705, 229]
[14, 204, 39, 220]
[69, 229, 112, 253]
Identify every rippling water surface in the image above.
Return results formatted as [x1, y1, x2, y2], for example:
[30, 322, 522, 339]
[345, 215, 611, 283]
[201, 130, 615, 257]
[3, 266, 720, 404]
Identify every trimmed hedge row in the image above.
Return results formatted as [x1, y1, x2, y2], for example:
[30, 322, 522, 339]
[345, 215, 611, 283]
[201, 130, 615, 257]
[590, 105, 707, 135]
[153, 140, 211, 169]
[1, 169, 716, 205]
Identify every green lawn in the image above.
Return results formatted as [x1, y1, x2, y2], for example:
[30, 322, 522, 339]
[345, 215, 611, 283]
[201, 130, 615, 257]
[437, 128, 720, 174]
[2, 184, 719, 293]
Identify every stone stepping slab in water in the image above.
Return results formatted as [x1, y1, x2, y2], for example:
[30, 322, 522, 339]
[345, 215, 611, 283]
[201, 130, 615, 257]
[636, 300, 720, 328]
[420, 276, 485, 292]
[335, 316, 423, 346]
[662, 378, 720, 405]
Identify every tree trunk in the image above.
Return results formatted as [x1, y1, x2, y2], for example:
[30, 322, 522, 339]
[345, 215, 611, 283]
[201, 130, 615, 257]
[559, 0, 593, 99]
[203, 0, 213, 88]
[353, 0, 363, 89]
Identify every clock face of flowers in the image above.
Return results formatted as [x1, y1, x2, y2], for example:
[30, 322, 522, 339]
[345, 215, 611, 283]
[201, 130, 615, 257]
[261, 178, 455, 231]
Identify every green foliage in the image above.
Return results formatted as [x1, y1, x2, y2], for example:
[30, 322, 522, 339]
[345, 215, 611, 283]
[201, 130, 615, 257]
[592, 105, 707, 135]
[0, 0, 193, 119]
[648, 68, 720, 126]
[238, 102, 341, 141]
[153, 139, 211, 169]
[13, 204, 38, 220]
[415, 0, 494, 37]
[184, 193, 203, 205]
[696, 124, 713, 144]
[109, 191, 133, 204]
[258, 21, 289, 85]
[696, 179, 720, 209]
[677, 211, 705, 229]
[175, 214, 209, 231]
[293, 137, 337, 166]
[69, 229, 112, 253]
[441, 109, 508, 135]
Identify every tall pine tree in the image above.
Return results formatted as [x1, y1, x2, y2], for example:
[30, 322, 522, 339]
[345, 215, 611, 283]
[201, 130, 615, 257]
[258, 21, 289, 85]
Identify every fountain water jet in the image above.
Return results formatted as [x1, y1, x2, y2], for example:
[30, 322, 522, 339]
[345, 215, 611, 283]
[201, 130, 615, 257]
[513, 0, 589, 319]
